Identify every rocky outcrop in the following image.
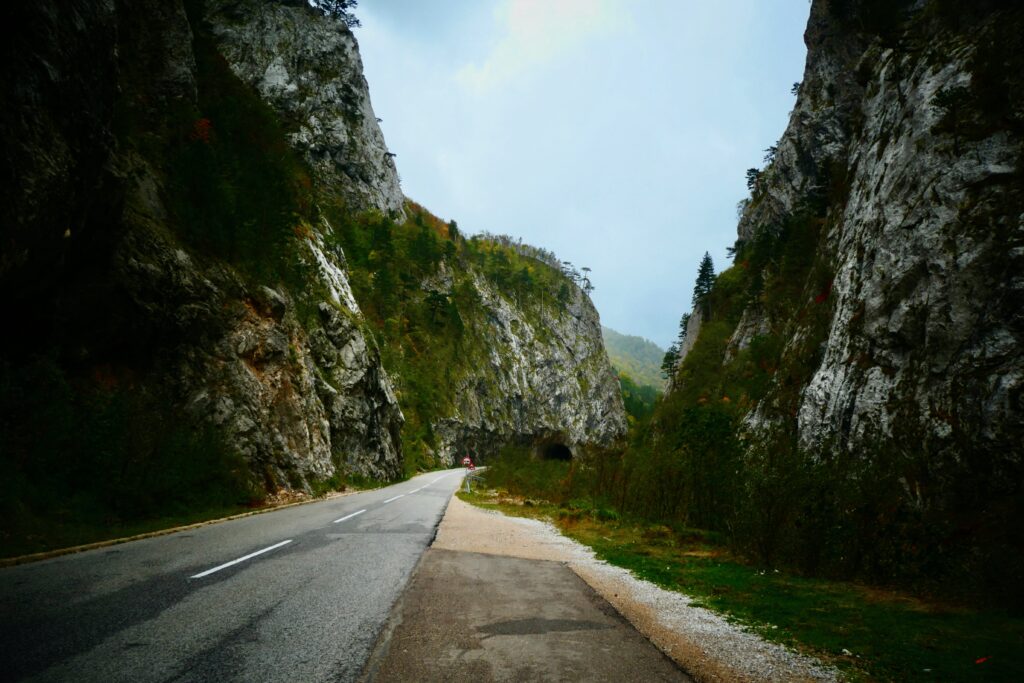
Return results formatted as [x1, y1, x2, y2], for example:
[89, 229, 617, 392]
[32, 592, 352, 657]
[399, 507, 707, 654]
[736, 1, 1024, 463]
[655, 0, 1022, 599]
[2, 0, 626, 495]
[204, 0, 405, 217]
[433, 273, 627, 463]
[1, 0, 404, 490]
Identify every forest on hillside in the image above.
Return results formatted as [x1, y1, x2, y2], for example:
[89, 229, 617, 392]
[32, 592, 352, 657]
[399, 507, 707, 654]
[601, 326, 665, 390]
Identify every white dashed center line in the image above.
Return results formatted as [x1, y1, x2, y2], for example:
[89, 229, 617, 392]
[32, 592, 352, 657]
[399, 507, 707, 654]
[333, 509, 366, 524]
[190, 539, 292, 579]
[383, 494, 405, 503]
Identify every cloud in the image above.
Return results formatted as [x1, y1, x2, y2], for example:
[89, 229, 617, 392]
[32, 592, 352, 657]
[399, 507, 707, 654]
[456, 0, 628, 93]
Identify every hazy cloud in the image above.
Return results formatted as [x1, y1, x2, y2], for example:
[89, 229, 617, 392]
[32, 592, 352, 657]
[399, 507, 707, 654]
[456, 0, 629, 92]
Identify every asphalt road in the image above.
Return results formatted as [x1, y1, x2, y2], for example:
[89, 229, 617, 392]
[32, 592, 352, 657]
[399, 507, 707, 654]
[0, 468, 465, 683]
[367, 549, 691, 682]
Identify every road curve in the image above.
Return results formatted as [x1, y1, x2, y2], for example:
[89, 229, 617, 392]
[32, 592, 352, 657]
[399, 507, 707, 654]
[0, 468, 466, 683]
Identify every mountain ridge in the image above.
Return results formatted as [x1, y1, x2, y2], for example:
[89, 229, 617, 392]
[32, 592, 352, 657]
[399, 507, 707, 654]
[601, 326, 666, 390]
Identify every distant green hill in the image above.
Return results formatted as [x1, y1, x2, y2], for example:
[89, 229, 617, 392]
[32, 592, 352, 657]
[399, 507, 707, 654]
[602, 326, 665, 390]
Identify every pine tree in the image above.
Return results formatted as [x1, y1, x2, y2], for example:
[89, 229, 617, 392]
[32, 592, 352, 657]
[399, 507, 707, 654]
[677, 313, 691, 347]
[315, 0, 361, 27]
[661, 343, 680, 379]
[692, 252, 715, 315]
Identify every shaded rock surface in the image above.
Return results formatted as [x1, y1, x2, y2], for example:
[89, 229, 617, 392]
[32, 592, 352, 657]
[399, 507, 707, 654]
[1, 0, 624, 496]
[1, 0, 404, 489]
[432, 274, 627, 464]
[672, 0, 1022, 500]
[204, 0, 405, 217]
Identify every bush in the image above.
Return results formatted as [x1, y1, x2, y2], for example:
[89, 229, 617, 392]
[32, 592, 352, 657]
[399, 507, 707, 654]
[0, 357, 260, 555]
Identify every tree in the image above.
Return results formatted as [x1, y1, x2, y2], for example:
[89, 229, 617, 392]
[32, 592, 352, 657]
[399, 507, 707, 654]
[692, 252, 715, 314]
[677, 313, 691, 347]
[745, 168, 761, 193]
[581, 266, 594, 294]
[315, 0, 361, 27]
[424, 291, 449, 326]
[557, 282, 571, 305]
[661, 343, 680, 379]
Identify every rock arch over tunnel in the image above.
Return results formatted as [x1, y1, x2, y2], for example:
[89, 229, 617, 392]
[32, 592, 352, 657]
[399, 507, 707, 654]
[540, 442, 573, 461]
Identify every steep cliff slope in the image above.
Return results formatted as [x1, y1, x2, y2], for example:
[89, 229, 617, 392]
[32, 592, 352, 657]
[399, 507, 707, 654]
[658, 0, 1023, 602]
[330, 209, 627, 471]
[0, 0, 405, 546]
[0, 0, 624, 551]
[204, 0, 405, 216]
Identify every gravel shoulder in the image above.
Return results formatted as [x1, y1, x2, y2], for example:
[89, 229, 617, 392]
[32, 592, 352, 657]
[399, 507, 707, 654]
[434, 495, 841, 683]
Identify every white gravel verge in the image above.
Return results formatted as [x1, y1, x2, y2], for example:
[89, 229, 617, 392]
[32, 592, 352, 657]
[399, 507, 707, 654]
[434, 495, 841, 683]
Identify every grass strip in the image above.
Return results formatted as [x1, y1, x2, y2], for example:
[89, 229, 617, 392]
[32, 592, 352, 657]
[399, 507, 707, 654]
[459, 487, 1024, 682]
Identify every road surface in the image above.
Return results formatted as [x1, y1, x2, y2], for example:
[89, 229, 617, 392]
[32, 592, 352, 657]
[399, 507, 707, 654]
[0, 469, 465, 683]
[366, 549, 691, 682]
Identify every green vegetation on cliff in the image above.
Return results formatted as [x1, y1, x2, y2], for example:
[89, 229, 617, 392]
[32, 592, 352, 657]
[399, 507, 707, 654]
[324, 201, 586, 475]
[2, 0, 327, 557]
[615, 372, 659, 425]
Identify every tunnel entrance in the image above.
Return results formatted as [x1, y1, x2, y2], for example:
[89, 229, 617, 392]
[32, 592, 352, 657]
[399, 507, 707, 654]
[540, 443, 573, 461]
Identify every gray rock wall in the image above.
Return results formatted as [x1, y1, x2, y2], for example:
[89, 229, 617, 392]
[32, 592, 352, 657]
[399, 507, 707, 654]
[2, 0, 624, 492]
[204, 0, 405, 217]
[1, 0, 405, 490]
[433, 274, 627, 463]
[732, 1, 1023, 462]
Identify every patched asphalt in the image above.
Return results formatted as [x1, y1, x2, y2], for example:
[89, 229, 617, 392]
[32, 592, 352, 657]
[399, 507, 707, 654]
[364, 548, 692, 682]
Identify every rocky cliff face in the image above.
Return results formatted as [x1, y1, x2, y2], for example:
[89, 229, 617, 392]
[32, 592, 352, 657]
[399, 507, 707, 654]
[658, 0, 1022, 594]
[432, 272, 627, 464]
[1, 0, 624, 504]
[734, 0, 1023, 464]
[204, 0, 405, 217]
[1, 0, 404, 491]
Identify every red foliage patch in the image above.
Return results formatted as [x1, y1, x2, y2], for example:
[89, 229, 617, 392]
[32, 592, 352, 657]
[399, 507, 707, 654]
[814, 279, 833, 304]
[190, 117, 213, 144]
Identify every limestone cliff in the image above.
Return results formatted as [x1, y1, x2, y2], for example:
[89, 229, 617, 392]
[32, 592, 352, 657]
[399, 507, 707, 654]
[740, 0, 1022, 465]
[431, 269, 626, 464]
[196, 1, 626, 467]
[0, 0, 624, 527]
[0, 0, 404, 497]
[659, 0, 1022, 595]
[204, 0, 405, 216]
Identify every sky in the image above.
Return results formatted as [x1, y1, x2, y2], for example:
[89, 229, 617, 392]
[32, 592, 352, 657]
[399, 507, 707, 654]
[354, 0, 810, 349]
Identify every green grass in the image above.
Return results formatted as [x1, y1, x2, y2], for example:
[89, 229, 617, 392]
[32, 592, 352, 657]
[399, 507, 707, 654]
[459, 486, 1024, 682]
[1, 503, 256, 560]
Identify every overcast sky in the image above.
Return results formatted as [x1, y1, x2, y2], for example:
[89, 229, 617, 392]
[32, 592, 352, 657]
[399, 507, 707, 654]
[355, 0, 810, 348]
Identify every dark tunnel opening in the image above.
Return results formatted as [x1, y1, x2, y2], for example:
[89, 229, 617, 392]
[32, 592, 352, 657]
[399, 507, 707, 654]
[541, 443, 573, 461]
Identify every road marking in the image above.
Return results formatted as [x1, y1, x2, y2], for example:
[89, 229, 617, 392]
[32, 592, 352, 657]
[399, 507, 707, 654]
[410, 487, 424, 493]
[430, 473, 451, 484]
[383, 494, 405, 503]
[333, 509, 366, 524]
[190, 539, 292, 579]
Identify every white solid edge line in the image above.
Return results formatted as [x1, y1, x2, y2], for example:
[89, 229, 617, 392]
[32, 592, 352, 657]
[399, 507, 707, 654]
[333, 509, 367, 524]
[190, 539, 292, 579]
[383, 494, 405, 503]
